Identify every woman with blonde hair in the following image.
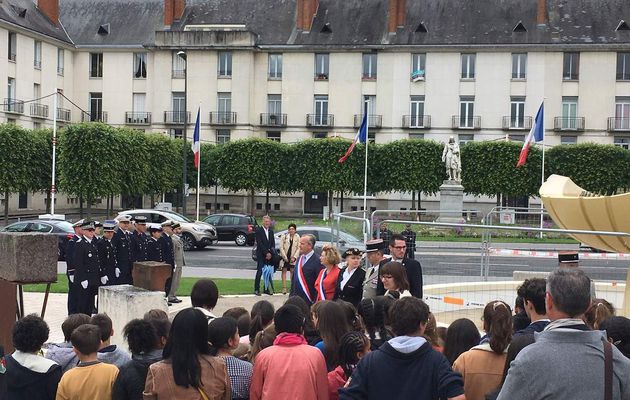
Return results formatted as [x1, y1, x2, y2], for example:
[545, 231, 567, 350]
[279, 224, 300, 295]
[583, 298, 614, 330]
[315, 244, 341, 301]
[453, 300, 512, 400]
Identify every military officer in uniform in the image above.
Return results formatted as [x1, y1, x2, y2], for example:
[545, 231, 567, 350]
[65, 219, 84, 315]
[401, 224, 417, 260]
[73, 221, 107, 315]
[93, 221, 104, 241]
[160, 220, 176, 298]
[147, 226, 163, 262]
[131, 215, 149, 262]
[167, 222, 185, 304]
[97, 221, 117, 284]
[362, 239, 387, 299]
[112, 215, 134, 284]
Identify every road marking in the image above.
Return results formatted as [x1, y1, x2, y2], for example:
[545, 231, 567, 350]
[439, 262, 530, 267]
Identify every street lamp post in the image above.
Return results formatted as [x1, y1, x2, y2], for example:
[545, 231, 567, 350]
[178, 51, 188, 216]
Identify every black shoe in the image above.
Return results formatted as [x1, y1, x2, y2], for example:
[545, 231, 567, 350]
[168, 298, 183, 303]
[264, 289, 272, 295]
[167, 302, 173, 306]
[254, 291, 261, 296]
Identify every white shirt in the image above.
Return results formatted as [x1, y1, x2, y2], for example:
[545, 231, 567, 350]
[340, 267, 357, 290]
[263, 227, 269, 240]
[301, 250, 315, 266]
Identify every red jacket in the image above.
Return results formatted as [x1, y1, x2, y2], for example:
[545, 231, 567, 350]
[327, 366, 347, 400]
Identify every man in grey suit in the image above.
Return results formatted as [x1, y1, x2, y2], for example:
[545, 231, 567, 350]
[167, 222, 185, 304]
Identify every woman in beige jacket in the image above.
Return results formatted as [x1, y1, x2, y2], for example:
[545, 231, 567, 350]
[279, 224, 300, 295]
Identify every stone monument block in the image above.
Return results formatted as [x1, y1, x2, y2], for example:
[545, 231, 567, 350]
[437, 180, 466, 224]
[98, 285, 168, 347]
[132, 261, 172, 291]
[0, 233, 58, 283]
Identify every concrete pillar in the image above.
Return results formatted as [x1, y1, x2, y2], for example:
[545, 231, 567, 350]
[0, 280, 16, 353]
[98, 285, 168, 348]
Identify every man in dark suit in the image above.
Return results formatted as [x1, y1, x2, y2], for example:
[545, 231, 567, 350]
[335, 248, 366, 307]
[97, 221, 117, 284]
[376, 234, 423, 298]
[112, 215, 133, 284]
[65, 219, 84, 314]
[254, 215, 275, 295]
[73, 221, 107, 315]
[290, 234, 323, 304]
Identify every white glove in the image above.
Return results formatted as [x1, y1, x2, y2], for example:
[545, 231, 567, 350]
[69, 275, 74, 283]
[115, 268, 121, 278]
[81, 280, 88, 289]
[100, 276, 108, 285]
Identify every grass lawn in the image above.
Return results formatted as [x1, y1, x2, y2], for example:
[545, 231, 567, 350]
[23, 275, 290, 296]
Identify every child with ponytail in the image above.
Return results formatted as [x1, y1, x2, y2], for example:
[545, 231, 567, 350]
[453, 300, 512, 400]
[208, 317, 253, 400]
[327, 331, 370, 400]
[357, 297, 394, 350]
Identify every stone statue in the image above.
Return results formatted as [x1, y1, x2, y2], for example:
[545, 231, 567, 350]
[442, 136, 461, 181]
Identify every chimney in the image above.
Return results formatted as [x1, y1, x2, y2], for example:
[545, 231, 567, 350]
[164, 0, 174, 26]
[37, 0, 59, 25]
[297, 0, 319, 31]
[174, 0, 185, 21]
[537, 0, 547, 26]
[388, 0, 406, 33]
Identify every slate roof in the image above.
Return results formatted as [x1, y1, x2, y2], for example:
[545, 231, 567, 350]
[58, 0, 164, 47]
[0, 0, 71, 43]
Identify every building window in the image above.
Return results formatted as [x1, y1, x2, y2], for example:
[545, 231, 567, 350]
[33, 122, 41, 130]
[89, 92, 103, 121]
[268, 94, 282, 115]
[560, 136, 577, 145]
[33, 83, 40, 100]
[614, 97, 630, 130]
[7, 78, 15, 101]
[561, 96, 578, 129]
[617, 53, 630, 81]
[614, 136, 630, 149]
[512, 53, 527, 79]
[411, 53, 426, 81]
[367, 131, 376, 144]
[459, 96, 475, 128]
[510, 97, 526, 128]
[218, 51, 232, 77]
[313, 132, 328, 139]
[459, 134, 474, 146]
[410, 95, 425, 128]
[33, 41, 42, 69]
[315, 53, 329, 79]
[133, 93, 146, 114]
[18, 192, 27, 209]
[563, 52, 579, 80]
[409, 133, 424, 140]
[172, 92, 185, 123]
[267, 131, 281, 142]
[8, 32, 16, 61]
[6, 118, 16, 124]
[268, 53, 282, 79]
[224, 203, 230, 211]
[172, 51, 185, 78]
[90, 53, 103, 78]
[169, 128, 183, 139]
[133, 53, 147, 78]
[57, 48, 64, 75]
[362, 53, 377, 79]
[314, 95, 329, 125]
[218, 92, 232, 114]
[273, 204, 280, 211]
[363, 95, 376, 115]
[461, 53, 476, 79]
[217, 129, 231, 144]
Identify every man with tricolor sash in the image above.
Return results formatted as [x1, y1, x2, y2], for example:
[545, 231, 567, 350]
[290, 234, 324, 304]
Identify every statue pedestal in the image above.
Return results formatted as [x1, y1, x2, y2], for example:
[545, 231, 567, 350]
[132, 261, 172, 291]
[437, 180, 465, 223]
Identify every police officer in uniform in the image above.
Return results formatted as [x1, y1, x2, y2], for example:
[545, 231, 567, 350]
[147, 226, 163, 262]
[73, 221, 107, 315]
[93, 221, 104, 241]
[160, 220, 176, 298]
[65, 219, 84, 315]
[401, 224, 417, 260]
[112, 215, 134, 284]
[131, 215, 149, 262]
[97, 221, 117, 284]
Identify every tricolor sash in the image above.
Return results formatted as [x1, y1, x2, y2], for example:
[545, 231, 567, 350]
[296, 255, 313, 303]
[318, 268, 328, 300]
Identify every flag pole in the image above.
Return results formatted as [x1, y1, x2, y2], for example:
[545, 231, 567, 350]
[195, 103, 201, 222]
[363, 101, 369, 243]
[539, 100, 546, 239]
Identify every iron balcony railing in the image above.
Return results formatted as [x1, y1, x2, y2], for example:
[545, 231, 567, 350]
[607, 117, 630, 132]
[57, 108, 71, 122]
[81, 111, 108, 123]
[4, 98, 24, 114]
[353, 114, 382, 129]
[452, 115, 481, 130]
[210, 111, 237, 125]
[402, 115, 431, 129]
[125, 112, 151, 125]
[164, 111, 191, 124]
[553, 117, 585, 131]
[30, 103, 48, 118]
[502, 116, 533, 130]
[260, 113, 287, 127]
[306, 114, 334, 127]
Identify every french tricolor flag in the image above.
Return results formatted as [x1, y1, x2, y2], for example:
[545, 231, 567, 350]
[191, 107, 201, 168]
[516, 103, 544, 168]
[338, 113, 367, 163]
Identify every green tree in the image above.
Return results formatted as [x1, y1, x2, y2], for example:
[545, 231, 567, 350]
[145, 133, 182, 200]
[0, 124, 36, 222]
[30, 128, 53, 212]
[461, 141, 542, 200]
[58, 123, 124, 217]
[547, 143, 630, 194]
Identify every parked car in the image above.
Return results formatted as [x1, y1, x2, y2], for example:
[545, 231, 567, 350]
[117, 209, 218, 251]
[202, 213, 257, 246]
[1, 219, 74, 261]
